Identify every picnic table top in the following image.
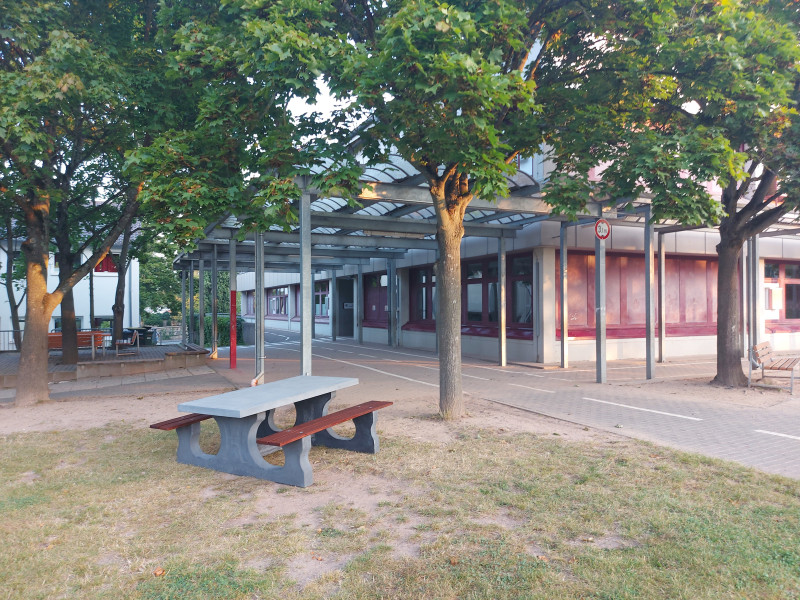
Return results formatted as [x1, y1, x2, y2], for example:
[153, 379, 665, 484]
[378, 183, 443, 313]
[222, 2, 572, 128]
[177, 375, 359, 418]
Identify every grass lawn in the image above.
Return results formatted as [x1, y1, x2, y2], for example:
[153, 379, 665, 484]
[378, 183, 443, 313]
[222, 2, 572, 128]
[1, 421, 799, 599]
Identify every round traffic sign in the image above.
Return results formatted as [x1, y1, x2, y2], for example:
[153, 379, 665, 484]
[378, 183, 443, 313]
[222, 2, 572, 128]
[595, 218, 611, 240]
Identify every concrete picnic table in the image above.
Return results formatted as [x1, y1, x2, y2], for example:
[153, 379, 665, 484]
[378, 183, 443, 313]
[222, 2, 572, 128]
[170, 375, 362, 486]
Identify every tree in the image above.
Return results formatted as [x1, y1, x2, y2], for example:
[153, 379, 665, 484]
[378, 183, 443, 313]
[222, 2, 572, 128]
[540, 0, 800, 387]
[329, 0, 642, 418]
[0, 0, 175, 404]
[139, 250, 182, 319]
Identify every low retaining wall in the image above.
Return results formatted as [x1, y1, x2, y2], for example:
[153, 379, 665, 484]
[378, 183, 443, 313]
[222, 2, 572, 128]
[76, 352, 208, 379]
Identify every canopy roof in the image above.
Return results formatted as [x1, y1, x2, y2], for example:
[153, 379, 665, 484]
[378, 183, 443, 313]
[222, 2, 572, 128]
[173, 153, 799, 272]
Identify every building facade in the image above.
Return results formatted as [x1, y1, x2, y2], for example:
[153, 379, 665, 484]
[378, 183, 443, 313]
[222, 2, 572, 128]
[237, 221, 800, 364]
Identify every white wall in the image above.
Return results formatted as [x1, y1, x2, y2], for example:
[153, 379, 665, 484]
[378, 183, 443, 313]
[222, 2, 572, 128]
[0, 247, 139, 332]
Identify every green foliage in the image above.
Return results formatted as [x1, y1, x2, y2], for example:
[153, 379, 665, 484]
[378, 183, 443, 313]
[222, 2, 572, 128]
[129, 0, 364, 247]
[139, 253, 183, 317]
[541, 0, 800, 227]
[195, 315, 244, 346]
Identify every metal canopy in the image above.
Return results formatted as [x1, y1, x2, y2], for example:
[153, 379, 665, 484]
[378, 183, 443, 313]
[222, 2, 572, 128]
[173, 150, 800, 385]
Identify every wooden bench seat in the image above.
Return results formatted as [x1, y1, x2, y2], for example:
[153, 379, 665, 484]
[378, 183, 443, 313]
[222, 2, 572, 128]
[257, 401, 392, 447]
[749, 341, 799, 395]
[150, 413, 212, 431]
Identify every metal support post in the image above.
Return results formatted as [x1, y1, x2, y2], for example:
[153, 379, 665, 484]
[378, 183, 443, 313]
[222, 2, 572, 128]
[254, 231, 265, 385]
[300, 192, 313, 375]
[357, 265, 364, 345]
[644, 209, 655, 379]
[658, 234, 666, 363]
[189, 261, 195, 344]
[330, 270, 337, 342]
[595, 220, 607, 384]
[560, 222, 569, 369]
[388, 260, 397, 347]
[211, 245, 218, 358]
[498, 237, 507, 367]
[198, 259, 205, 349]
[181, 269, 187, 345]
[229, 239, 237, 369]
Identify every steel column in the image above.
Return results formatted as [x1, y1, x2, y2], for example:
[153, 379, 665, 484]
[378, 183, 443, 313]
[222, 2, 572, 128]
[560, 223, 569, 369]
[357, 265, 364, 344]
[330, 270, 337, 342]
[388, 260, 397, 347]
[229, 239, 237, 369]
[300, 192, 313, 375]
[644, 209, 655, 379]
[198, 259, 205, 349]
[181, 269, 187, 345]
[498, 237, 507, 367]
[189, 261, 195, 344]
[211, 245, 218, 358]
[595, 220, 607, 384]
[254, 231, 265, 385]
[658, 234, 666, 363]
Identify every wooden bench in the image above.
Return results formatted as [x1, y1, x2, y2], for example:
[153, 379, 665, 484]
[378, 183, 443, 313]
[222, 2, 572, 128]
[256, 401, 392, 446]
[749, 341, 799, 395]
[48, 331, 107, 360]
[149, 375, 387, 487]
[150, 413, 212, 431]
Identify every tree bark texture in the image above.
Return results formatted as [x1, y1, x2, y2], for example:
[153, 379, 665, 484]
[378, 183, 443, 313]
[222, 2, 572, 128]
[428, 172, 471, 420]
[16, 204, 59, 406]
[714, 238, 748, 387]
[58, 287, 79, 364]
[112, 224, 133, 341]
[436, 220, 465, 419]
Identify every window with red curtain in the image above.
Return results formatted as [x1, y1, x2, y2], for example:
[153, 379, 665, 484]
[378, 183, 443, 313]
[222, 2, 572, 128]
[556, 251, 719, 339]
[94, 255, 118, 272]
[363, 273, 388, 327]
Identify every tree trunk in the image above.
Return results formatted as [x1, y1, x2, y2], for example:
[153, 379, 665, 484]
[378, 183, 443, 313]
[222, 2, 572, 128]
[59, 286, 79, 364]
[112, 224, 133, 341]
[16, 206, 59, 406]
[435, 208, 465, 419]
[713, 239, 747, 387]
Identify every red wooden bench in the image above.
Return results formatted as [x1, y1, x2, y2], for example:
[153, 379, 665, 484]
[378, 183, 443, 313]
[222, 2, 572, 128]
[749, 341, 799, 395]
[48, 331, 107, 359]
[150, 413, 212, 431]
[256, 401, 393, 447]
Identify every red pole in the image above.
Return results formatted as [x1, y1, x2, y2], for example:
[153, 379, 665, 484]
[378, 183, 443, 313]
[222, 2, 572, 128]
[229, 290, 237, 369]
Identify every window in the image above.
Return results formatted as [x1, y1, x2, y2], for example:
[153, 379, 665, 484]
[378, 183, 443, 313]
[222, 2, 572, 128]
[410, 267, 436, 322]
[556, 252, 718, 339]
[267, 287, 288, 316]
[364, 273, 388, 326]
[53, 317, 82, 331]
[510, 255, 533, 324]
[765, 262, 800, 329]
[765, 262, 780, 279]
[787, 285, 800, 319]
[314, 282, 329, 317]
[405, 255, 534, 338]
[464, 259, 498, 323]
[94, 255, 118, 273]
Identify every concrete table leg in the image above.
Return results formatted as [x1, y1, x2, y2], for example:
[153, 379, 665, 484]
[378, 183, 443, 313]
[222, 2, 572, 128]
[174, 413, 314, 487]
